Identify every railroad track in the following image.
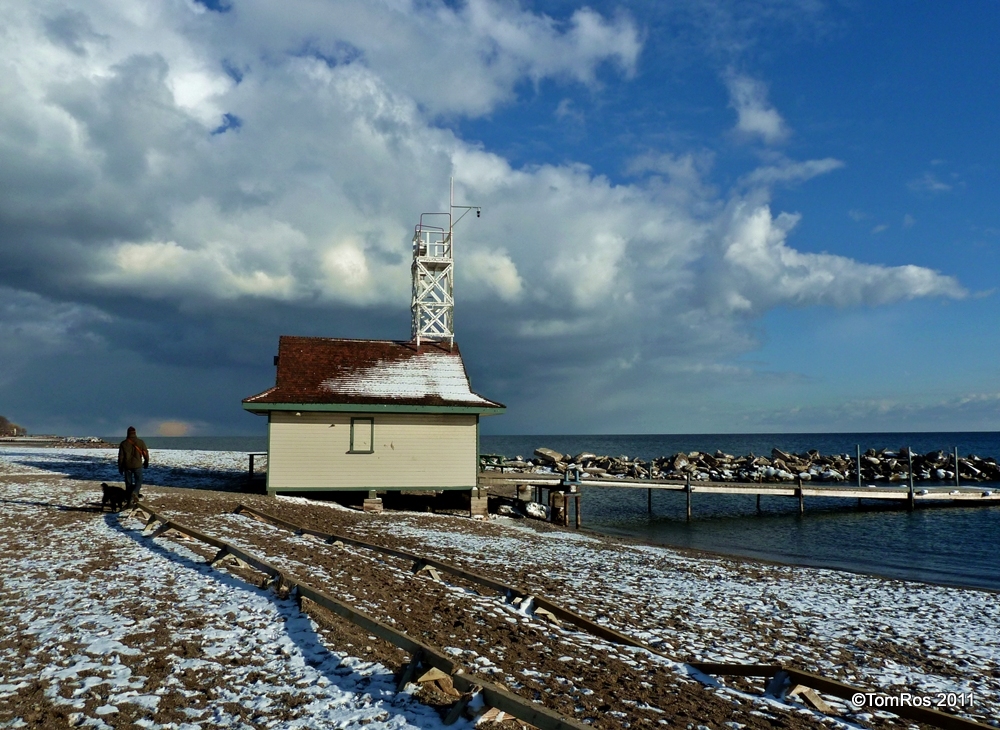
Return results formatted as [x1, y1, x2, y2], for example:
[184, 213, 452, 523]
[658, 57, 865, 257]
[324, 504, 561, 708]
[128, 502, 786, 728]
[126, 500, 989, 730]
[130, 501, 589, 729]
[228, 504, 990, 730]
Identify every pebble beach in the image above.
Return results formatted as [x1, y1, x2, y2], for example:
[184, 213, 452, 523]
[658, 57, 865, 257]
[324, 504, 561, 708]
[1, 445, 997, 729]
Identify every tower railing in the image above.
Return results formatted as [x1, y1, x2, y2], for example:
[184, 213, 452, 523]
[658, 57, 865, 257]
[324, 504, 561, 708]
[408, 183, 479, 347]
[413, 229, 452, 259]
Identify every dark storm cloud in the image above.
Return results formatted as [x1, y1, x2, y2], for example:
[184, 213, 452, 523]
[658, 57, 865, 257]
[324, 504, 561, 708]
[0, 0, 966, 436]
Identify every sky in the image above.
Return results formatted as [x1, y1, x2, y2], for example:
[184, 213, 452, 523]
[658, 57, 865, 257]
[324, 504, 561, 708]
[1, 0, 999, 437]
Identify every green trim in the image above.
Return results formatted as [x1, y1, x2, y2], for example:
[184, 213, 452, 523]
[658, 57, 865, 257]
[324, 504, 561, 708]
[265, 411, 273, 494]
[349, 417, 374, 453]
[244, 401, 504, 415]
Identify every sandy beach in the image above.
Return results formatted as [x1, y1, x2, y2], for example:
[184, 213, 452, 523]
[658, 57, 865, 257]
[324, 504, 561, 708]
[1, 446, 996, 729]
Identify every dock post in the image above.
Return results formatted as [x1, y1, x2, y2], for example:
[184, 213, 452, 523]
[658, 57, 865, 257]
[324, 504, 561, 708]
[648, 487, 652, 516]
[574, 494, 581, 529]
[907, 447, 915, 511]
[856, 444, 862, 488]
[756, 493, 761, 512]
[955, 446, 960, 487]
[685, 475, 692, 521]
[796, 477, 804, 514]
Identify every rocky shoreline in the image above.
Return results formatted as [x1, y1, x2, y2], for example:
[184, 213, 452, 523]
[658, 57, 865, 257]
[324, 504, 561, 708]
[0, 435, 116, 448]
[4, 466, 998, 728]
[489, 446, 1000, 483]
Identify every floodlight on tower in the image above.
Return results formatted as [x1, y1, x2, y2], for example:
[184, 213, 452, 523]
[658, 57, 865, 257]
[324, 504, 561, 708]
[410, 178, 480, 348]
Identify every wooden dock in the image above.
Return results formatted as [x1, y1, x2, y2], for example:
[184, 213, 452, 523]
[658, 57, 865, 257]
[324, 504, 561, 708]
[478, 471, 1000, 525]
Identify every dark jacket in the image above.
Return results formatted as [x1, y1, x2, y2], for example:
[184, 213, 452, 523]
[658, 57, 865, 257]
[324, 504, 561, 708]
[118, 437, 149, 471]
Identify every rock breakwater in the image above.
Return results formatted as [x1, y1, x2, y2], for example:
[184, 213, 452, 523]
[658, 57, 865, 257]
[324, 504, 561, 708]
[488, 446, 1000, 483]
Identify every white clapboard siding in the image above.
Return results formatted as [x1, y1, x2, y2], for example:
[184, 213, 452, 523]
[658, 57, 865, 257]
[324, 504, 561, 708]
[268, 411, 477, 490]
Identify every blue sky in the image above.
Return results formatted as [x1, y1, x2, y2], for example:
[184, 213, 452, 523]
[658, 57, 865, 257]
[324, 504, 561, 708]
[1, 0, 998, 437]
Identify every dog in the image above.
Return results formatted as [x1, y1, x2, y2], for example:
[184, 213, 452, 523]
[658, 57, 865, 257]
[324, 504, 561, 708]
[101, 482, 128, 511]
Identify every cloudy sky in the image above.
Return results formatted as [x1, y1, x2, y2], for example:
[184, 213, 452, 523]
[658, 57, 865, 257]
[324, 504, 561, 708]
[2, 0, 998, 437]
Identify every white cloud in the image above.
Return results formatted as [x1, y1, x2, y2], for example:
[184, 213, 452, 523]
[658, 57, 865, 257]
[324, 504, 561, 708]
[724, 71, 789, 144]
[211, 0, 641, 118]
[96, 239, 300, 300]
[740, 157, 843, 188]
[554, 98, 585, 125]
[0, 0, 970, 432]
[714, 202, 963, 315]
[464, 249, 525, 302]
[908, 171, 952, 194]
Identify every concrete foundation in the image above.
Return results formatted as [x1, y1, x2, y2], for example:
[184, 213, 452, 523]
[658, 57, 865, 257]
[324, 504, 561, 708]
[469, 487, 489, 519]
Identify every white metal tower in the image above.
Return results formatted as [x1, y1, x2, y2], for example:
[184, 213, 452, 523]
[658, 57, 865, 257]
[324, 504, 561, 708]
[411, 180, 479, 347]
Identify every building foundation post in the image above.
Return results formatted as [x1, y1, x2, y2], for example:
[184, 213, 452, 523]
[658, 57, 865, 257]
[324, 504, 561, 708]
[363, 490, 383, 513]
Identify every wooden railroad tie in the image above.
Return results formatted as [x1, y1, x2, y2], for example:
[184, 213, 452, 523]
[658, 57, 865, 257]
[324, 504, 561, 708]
[787, 685, 835, 715]
[533, 607, 562, 627]
[413, 562, 444, 582]
[225, 503, 990, 730]
[444, 684, 483, 725]
[138, 507, 592, 730]
[396, 649, 426, 692]
[417, 667, 462, 699]
[689, 662, 990, 730]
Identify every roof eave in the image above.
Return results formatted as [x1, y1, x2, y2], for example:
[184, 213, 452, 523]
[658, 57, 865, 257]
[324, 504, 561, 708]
[242, 401, 505, 416]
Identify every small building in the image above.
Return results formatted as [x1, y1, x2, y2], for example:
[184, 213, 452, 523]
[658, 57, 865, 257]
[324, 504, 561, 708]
[242, 336, 504, 498]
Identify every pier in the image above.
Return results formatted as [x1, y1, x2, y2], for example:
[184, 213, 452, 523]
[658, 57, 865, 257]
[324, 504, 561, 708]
[477, 471, 1000, 527]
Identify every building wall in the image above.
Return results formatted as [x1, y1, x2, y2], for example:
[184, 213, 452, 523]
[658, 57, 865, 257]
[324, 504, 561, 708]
[267, 411, 478, 492]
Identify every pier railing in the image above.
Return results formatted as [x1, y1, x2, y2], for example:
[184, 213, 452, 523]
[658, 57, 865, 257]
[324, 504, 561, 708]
[478, 468, 1000, 525]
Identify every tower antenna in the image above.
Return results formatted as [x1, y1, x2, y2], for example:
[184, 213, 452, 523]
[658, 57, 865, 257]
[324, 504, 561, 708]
[410, 178, 480, 348]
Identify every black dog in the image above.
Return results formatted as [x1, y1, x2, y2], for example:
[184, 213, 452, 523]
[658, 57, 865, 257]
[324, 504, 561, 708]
[101, 482, 128, 511]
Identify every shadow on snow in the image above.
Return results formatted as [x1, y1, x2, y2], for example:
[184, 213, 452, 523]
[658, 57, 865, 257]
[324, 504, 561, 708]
[12, 451, 255, 492]
[102, 511, 445, 727]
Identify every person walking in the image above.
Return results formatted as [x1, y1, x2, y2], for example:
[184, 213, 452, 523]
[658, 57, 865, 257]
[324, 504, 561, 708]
[118, 426, 149, 503]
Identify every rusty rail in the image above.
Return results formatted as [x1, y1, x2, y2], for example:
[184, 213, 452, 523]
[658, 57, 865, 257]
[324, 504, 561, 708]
[231, 502, 991, 730]
[130, 501, 589, 730]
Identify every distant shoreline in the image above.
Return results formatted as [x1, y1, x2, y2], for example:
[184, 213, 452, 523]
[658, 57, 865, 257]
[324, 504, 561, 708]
[0, 436, 117, 448]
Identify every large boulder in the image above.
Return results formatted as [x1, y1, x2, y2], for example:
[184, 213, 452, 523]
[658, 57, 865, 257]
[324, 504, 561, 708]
[533, 448, 567, 464]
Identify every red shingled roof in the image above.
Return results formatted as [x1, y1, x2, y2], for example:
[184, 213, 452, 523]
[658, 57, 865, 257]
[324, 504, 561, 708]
[243, 337, 504, 410]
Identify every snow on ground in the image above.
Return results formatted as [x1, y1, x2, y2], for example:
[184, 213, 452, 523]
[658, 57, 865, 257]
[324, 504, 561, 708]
[0, 468, 465, 729]
[0, 447, 256, 490]
[3, 447, 999, 728]
[368, 518, 1000, 724]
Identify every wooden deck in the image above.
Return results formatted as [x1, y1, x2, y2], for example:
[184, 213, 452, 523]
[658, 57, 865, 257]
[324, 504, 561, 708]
[479, 471, 999, 501]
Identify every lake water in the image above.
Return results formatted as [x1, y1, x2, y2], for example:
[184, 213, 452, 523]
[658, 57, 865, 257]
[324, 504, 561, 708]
[131, 432, 1000, 591]
[482, 433, 1000, 592]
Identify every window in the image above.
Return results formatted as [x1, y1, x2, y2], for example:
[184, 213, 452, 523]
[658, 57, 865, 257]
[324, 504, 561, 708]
[349, 417, 374, 453]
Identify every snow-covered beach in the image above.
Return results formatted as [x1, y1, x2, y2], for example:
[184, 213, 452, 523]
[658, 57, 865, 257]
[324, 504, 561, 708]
[1, 447, 997, 729]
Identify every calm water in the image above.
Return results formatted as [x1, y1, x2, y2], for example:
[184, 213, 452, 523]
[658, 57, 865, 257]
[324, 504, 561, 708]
[482, 433, 1000, 592]
[135, 432, 1000, 591]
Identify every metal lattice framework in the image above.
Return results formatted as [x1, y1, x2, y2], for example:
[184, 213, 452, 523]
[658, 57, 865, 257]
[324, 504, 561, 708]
[411, 181, 480, 347]
[411, 219, 454, 346]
